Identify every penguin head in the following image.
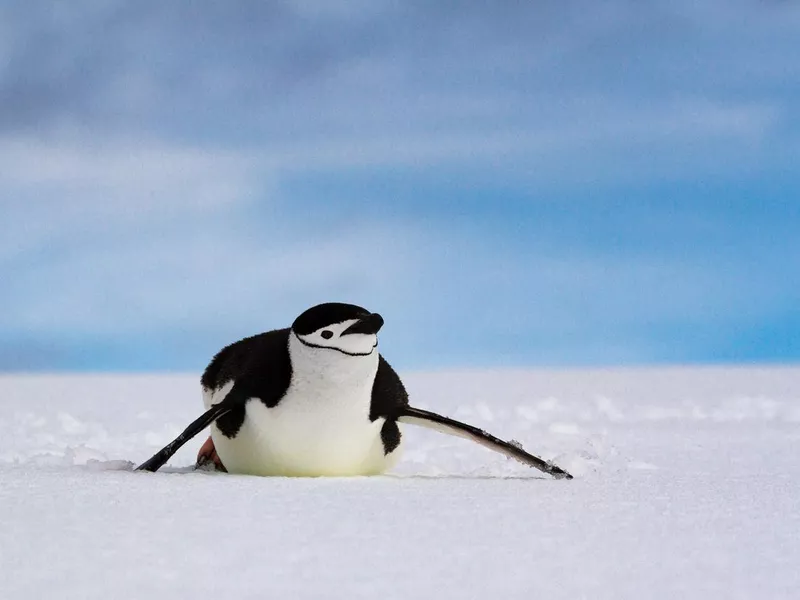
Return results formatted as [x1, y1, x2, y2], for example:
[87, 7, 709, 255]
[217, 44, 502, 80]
[291, 302, 384, 358]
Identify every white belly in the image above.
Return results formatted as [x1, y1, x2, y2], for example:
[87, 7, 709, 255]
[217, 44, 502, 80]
[206, 385, 402, 476]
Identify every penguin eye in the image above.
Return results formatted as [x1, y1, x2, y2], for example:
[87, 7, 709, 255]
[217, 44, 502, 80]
[320, 330, 334, 340]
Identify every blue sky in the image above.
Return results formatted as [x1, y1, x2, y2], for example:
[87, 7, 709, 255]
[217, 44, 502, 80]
[1, 1, 799, 372]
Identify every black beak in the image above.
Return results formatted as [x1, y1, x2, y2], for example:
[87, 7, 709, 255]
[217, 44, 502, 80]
[341, 313, 384, 336]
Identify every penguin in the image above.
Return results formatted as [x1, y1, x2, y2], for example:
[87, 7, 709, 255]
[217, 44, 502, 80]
[137, 302, 572, 479]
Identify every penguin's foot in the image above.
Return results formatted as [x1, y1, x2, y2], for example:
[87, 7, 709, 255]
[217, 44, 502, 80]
[196, 436, 227, 472]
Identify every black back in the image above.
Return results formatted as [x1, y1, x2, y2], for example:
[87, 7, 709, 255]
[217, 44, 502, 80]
[370, 355, 409, 454]
[369, 355, 409, 420]
[201, 328, 293, 438]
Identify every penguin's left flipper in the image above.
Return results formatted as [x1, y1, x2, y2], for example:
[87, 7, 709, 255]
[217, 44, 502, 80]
[398, 406, 573, 480]
[136, 385, 247, 473]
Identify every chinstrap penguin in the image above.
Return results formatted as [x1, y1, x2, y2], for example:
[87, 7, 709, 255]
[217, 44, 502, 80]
[137, 303, 572, 479]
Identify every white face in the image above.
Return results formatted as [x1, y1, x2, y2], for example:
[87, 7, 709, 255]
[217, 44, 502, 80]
[294, 319, 378, 357]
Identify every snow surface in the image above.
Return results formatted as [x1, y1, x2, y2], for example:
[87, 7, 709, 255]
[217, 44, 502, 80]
[1, 367, 799, 599]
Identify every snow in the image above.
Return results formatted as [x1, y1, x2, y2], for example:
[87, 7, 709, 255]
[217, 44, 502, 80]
[1, 367, 799, 599]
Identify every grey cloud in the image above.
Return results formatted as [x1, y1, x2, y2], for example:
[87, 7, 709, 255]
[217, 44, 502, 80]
[1, 1, 386, 135]
[3, 1, 798, 146]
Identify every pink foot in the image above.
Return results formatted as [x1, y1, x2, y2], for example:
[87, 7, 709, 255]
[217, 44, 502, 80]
[196, 435, 227, 472]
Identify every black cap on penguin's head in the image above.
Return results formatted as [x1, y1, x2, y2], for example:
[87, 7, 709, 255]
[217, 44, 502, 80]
[292, 302, 384, 356]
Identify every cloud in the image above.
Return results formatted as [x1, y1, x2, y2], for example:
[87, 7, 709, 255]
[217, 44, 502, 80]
[1, 1, 797, 179]
[0, 144, 427, 339]
[1, 1, 799, 370]
[0, 136, 265, 261]
[2, 186, 798, 369]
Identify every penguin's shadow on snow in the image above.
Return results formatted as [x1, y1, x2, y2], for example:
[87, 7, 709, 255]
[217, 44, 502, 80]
[387, 473, 550, 481]
[144, 465, 550, 480]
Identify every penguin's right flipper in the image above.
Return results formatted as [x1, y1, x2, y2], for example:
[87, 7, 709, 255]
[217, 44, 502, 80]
[398, 405, 573, 480]
[136, 384, 247, 473]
